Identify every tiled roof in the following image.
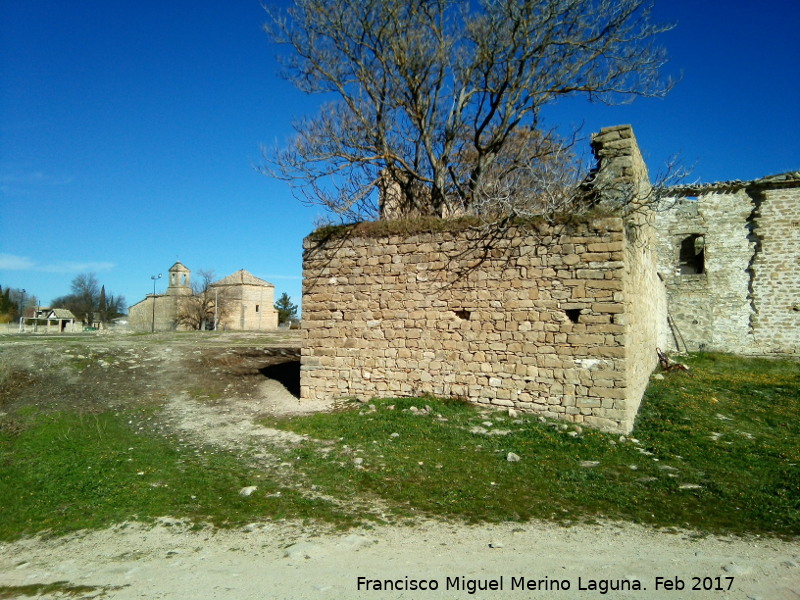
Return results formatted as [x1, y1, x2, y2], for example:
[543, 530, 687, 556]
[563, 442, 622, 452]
[666, 171, 800, 195]
[212, 269, 273, 287]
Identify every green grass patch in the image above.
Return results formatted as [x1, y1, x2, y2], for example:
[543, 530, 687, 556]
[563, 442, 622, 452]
[0, 409, 348, 541]
[1, 352, 796, 540]
[261, 354, 798, 536]
[634, 354, 799, 534]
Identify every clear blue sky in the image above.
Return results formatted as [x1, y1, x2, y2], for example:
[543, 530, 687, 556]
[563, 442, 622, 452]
[2, 0, 798, 313]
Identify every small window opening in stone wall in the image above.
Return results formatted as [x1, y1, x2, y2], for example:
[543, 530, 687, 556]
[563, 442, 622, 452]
[679, 234, 705, 274]
[565, 309, 582, 323]
[454, 309, 471, 320]
[255, 305, 260, 313]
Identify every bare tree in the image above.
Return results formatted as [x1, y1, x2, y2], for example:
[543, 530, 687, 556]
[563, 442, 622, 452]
[51, 273, 126, 326]
[460, 128, 585, 221]
[70, 273, 99, 325]
[177, 270, 231, 331]
[262, 0, 675, 221]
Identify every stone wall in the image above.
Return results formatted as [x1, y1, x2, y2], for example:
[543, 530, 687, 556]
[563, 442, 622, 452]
[656, 173, 799, 354]
[301, 215, 663, 433]
[301, 124, 665, 434]
[655, 190, 754, 352]
[299, 124, 797, 434]
[623, 226, 667, 409]
[589, 125, 667, 408]
[225, 284, 279, 331]
[128, 294, 182, 332]
[749, 183, 800, 352]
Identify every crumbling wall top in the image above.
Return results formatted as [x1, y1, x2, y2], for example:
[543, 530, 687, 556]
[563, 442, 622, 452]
[667, 171, 800, 196]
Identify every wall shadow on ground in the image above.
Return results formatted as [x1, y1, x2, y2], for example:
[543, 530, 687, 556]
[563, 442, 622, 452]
[259, 360, 301, 398]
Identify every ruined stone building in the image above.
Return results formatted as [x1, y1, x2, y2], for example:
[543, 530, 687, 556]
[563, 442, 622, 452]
[299, 125, 798, 434]
[301, 126, 665, 434]
[128, 262, 278, 332]
[655, 172, 799, 355]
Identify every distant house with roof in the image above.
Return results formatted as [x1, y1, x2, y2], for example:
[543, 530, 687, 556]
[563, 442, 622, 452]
[19, 307, 78, 333]
[46, 308, 79, 332]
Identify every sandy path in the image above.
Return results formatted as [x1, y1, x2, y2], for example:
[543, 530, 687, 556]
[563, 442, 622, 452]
[1, 519, 798, 599]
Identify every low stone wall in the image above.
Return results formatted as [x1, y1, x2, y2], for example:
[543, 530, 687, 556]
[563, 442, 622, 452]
[301, 217, 663, 433]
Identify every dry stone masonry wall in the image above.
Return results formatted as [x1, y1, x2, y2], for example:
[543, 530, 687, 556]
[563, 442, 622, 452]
[749, 182, 800, 352]
[301, 215, 663, 433]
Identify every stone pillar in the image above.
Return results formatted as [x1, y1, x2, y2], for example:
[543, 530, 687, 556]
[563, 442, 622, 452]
[589, 124, 651, 212]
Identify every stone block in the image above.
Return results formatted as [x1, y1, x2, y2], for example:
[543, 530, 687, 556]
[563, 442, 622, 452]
[592, 303, 625, 314]
[577, 397, 602, 408]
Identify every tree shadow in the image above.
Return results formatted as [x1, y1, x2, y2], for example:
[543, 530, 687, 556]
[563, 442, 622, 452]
[259, 360, 301, 398]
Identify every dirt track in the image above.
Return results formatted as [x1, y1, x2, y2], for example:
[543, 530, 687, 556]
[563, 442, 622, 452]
[1, 515, 798, 599]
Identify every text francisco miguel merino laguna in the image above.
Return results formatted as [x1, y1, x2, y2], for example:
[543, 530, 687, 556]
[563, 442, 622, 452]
[359, 575, 654, 594]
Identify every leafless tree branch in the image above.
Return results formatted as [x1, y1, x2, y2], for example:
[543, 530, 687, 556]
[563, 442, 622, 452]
[261, 0, 676, 221]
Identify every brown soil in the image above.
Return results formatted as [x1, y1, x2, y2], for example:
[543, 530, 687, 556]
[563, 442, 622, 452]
[0, 330, 308, 415]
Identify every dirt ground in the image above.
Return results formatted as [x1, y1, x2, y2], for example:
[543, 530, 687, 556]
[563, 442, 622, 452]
[0, 332, 797, 599]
